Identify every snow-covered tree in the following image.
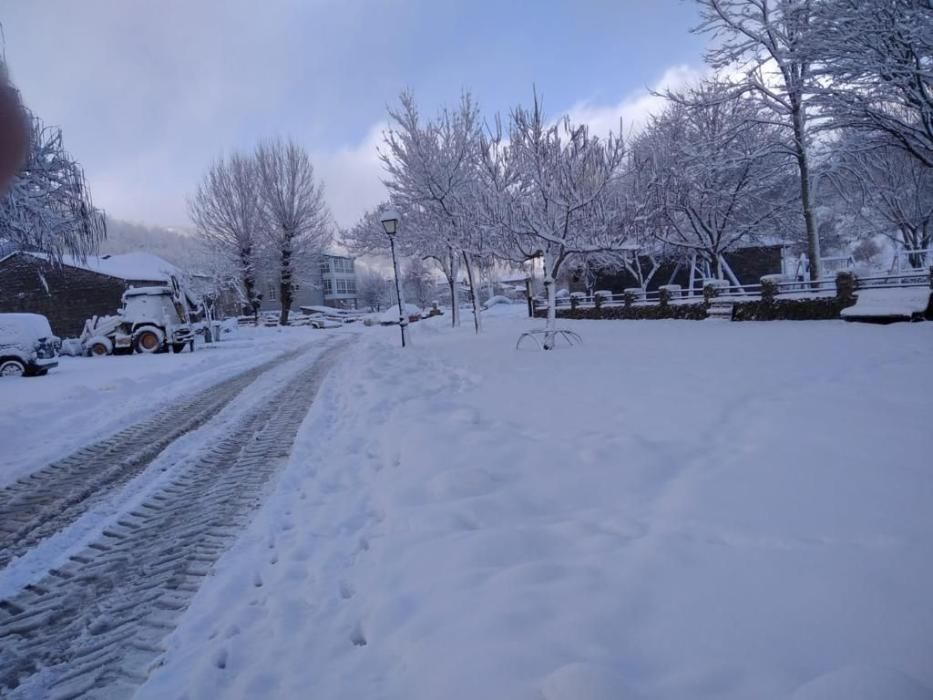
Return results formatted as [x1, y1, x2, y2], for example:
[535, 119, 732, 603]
[380, 91, 484, 331]
[694, 0, 825, 280]
[828, 133, 933, 266]
[403, 256, 436, 309]
[357, 267, 392, 312]
[0, 114, 106, 260]
[482, 93, 627, 347]
[255, 138, 332, 326]
[189, 152, 264, 320]
[638, 81, 795, 279]
[808, 0, 933, 168]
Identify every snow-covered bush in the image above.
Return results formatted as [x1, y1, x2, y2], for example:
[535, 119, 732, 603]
[482, 295, 511, 310]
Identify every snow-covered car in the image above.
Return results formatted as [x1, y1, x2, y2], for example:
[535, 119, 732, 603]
[309, 317, 343, 329]
[0, 313, 60, 377]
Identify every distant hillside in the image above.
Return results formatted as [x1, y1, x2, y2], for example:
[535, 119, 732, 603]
[99, 218, 203, 269]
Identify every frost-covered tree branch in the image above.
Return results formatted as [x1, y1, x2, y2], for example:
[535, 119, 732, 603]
[0, 114, 106, 261]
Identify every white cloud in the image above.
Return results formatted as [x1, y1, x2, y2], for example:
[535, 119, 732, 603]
[316, 64, 710, 233]
[566, 64, 709, 140]
[315, 123, 388, 230]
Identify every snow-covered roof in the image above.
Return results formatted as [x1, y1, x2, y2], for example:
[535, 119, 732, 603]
[20, 251, 180, 282]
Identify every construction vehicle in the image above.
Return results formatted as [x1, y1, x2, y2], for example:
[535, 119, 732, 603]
[81, 280, 198, 356]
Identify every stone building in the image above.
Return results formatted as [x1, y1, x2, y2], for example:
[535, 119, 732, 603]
[0, 251, 180, 337]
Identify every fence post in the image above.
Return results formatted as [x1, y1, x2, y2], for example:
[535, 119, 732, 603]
[623, 290, 635, 309]
[928, 266, 933, 289]
[835, 271, 857, 306]
[659, 287, 670, 309]
[760, 275, 779, 304]
[570, 295, 579, 312]
[703, 281, 719, 304]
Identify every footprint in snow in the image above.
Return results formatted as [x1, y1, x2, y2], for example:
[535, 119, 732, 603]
[213, 648, 229, 670]
[350, 624, 367, 647]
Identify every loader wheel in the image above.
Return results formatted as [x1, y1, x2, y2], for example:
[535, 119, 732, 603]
[135, 330, 162, 354]
[89, 341, 111, 357]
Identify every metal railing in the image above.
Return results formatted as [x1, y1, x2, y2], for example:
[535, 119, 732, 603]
[536, 271, 929, 311]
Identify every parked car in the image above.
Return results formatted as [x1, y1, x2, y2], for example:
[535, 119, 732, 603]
[0, 313, 60, 377]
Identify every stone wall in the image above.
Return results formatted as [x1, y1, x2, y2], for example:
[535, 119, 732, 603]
[0, 254, 129, 337]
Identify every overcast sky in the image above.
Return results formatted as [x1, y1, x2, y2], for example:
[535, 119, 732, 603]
[2, 1, 707, 231]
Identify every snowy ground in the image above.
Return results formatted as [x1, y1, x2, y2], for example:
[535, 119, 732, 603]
[0, 326, 340, 488]
[134, 308, 933, 700]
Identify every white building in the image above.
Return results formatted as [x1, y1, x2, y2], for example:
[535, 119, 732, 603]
[258, 253, 358, 312]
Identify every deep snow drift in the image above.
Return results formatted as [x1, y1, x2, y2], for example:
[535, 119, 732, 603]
[128, 311, 932, 699]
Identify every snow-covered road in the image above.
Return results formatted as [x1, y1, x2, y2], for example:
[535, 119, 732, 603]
[0, 326, 326, 488]
[0, 331, 352, 698]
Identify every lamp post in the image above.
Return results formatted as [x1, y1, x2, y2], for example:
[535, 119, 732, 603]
[380, 207, 409, 348]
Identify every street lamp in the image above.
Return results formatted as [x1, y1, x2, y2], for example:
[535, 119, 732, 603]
[380, 207, 410, 348]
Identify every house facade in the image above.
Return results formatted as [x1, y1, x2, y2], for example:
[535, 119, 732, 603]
[257, 253, 358, 312]
[0, 251, 179, 337]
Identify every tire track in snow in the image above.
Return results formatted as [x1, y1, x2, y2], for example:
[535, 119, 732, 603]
[0, 344, 314, 569]
[0, 339, 349, 699]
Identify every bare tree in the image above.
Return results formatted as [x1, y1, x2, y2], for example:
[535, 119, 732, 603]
[255, 138, 332, 326]
[0, 114, 106, 261]
[189, 152, 264, 321]
[809, 0, 933, 168]
[694, 0, 824, 280]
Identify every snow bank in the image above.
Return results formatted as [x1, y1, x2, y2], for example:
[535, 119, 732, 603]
[379, 303, 422, 323]
[841, 287, 931, 320]
[482, 295, 512, 309]
[138, 317, 933, 700]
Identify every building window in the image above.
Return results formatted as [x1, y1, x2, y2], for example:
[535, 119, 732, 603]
[333, 278, 357, 294]
[320, 261, 330, 274]
[323, 279, 333, 294]
[268, 282, 277, 301]
[332, 257, 354, 273]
